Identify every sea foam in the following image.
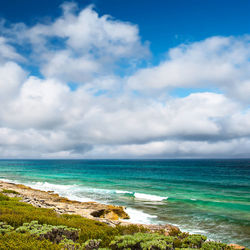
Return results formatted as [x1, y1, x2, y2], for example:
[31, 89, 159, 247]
[115, 190, 168, 201]
[124, 207, 158, 224]
[29, 181, 93, 202]
[134, 192, 168, 201]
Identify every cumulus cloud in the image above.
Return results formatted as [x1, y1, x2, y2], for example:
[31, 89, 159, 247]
[128, 36, 250, 103]
[6, 4, 149, 84]
[0, 2, 250, 158]
[0, 37, 24, 62]
[0, 62, 27, 103]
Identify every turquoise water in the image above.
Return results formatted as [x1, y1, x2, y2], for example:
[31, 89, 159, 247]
[0, 159, 249, 247]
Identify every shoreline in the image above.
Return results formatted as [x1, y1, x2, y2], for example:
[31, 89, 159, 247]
[0, 178, 169, 226]
[0, 180, 247, 249]
[0, 180, 179, 233]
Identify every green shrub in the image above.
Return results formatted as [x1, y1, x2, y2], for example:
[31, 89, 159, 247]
[58, 238, 102, 250]
[0, 232, 60, 250]
[173, 238, 183, 248]
[116, 224, 149, 235]
[16, 220, 79, 244]
[177, 232, 190, 239]
[201, 241, 233, 249]
[0, 193, 10, 201]
[168, 227, 181, 237]
[0, 193, 236, 249]
[110, 232, 176, 250]
[84, 239, 102, 250]
[181, 234, 207, 248]
[1, 189, 20, 195]
[0, 222, 14, 235]
[59, 237, 84, 249]
[0, 194, 119, 246]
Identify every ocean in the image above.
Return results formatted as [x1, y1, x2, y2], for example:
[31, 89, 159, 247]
[0, 159, 249, 247]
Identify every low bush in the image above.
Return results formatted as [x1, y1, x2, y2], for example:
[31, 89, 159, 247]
[109, 232, 231, 250]
[1, 189, 20, 195]
[16, 220, 79, 244]
[84, 239, 102, 250]
[110, 233, 176, 250]
[0, 193, 239, 250]
[0, 222, 14, 235]
[0, 232, 60, 250]
[0, 193, 10, 201]
[181, 234, 207, 248]
[201, 241, 233, 249]
[0, 194, 119, 245]
[116, 224, 149, 235]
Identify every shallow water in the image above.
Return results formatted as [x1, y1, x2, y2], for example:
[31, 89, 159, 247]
[0, 159, 249, 247]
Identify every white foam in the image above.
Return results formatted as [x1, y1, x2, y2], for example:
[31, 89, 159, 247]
[0, 178, 19, 184]
[177, 224, 208, 235]
[0, 179, 93, 203]
[115, 190, 133, 194]
[125, 207, 158, 224]
[134, 192, 168, 201]
[28, 181, 93, 202]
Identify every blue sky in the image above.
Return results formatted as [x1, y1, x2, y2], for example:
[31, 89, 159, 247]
[1, 0, 250, 60]
[0, 1, 250, 158]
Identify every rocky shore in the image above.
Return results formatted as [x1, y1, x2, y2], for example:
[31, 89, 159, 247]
[0, 180, 179, 233]
[0, 180, 247, 249]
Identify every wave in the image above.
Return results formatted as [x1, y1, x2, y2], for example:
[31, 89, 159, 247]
[124, 207, 158, 224]
[134, 193, 168, 201]
[1, 177, 168, 203]
[29, 181, 95, 202]
[0, 178, 17, 184]
[115, 190, 133, 194]
[115, 190, 168, 201]
[0, 179, 93, 202]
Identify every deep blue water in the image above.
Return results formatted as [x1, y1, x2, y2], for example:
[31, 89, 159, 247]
[0, 159, 249, 246]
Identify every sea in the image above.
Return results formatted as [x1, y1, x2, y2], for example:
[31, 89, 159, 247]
[0, 159, 249, 247]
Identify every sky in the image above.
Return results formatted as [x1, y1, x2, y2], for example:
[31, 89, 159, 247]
[0, 0, 250, 159]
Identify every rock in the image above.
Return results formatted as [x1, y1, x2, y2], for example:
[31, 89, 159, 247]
[107, 205, 130, 219]
[90, 206, 129, 220]
[228, 244, 245, 250]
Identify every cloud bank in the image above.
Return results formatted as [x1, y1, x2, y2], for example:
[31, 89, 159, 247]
[0, 3, 250, 158]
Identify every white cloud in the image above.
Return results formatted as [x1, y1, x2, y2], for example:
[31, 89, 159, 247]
[41, 50, 100, 82]
[0, 61, 27, 102]
[1, 77, 69, 129]
[51, 4, 145, 56]
[128, 36, 250, 103]
[12, 4, 149, 84]
[0, 3, 250, 158]
[83, 138, 250, 159]
[0, 37, 24, 62]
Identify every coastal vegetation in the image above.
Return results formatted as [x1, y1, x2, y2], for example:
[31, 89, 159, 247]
[1, 189, 20, 195]
[0, 193, 246, 249]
